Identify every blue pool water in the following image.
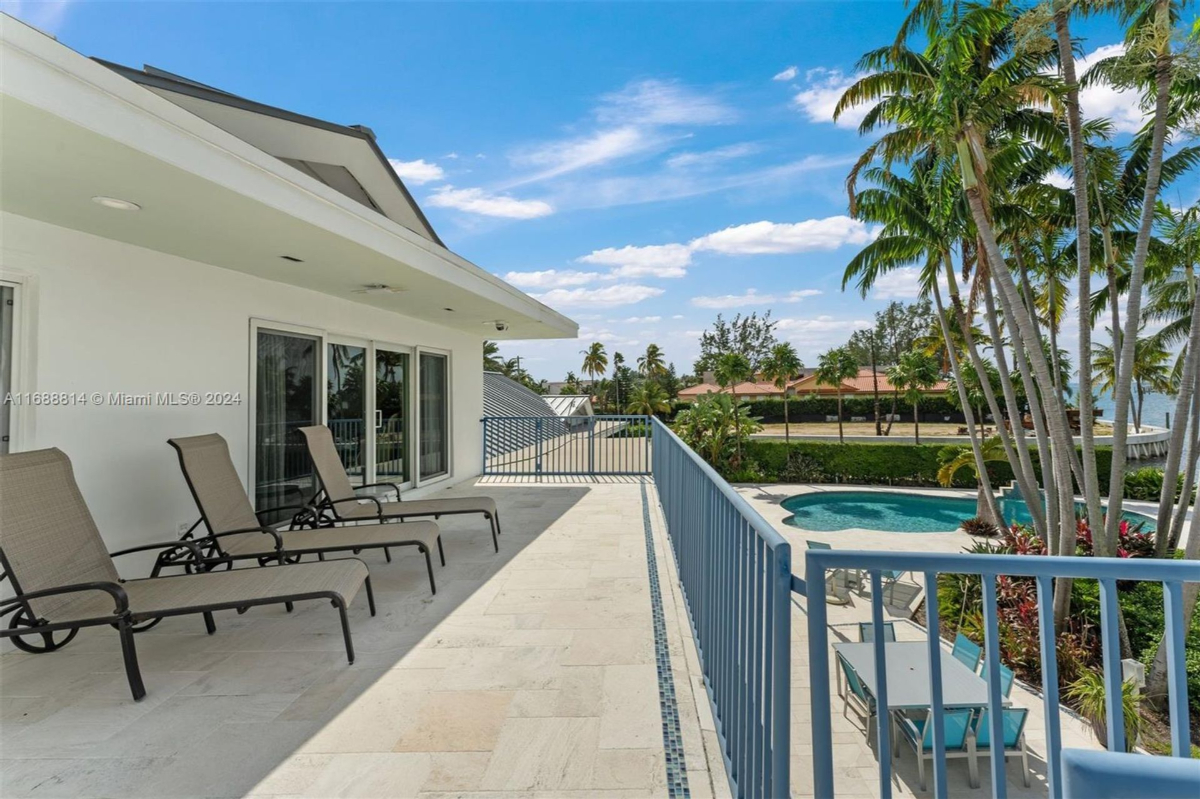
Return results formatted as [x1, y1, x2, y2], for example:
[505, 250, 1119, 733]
[781, 490, 1156, 533]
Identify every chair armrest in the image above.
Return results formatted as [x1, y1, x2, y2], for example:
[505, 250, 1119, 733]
[110, 540, 205, 562]
[327, 495, 383, 520]
[355, 482, 403, 499]
[199, 527, 284, 551]
[0, 581, 130, 616]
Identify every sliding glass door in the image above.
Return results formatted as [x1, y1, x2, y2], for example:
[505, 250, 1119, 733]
[327, 341, 367, 486]
[375, 347, 410, 484]
[253, 324, 446, 509]
[419, 350, 449, 480]
[254, 327, 320, 516]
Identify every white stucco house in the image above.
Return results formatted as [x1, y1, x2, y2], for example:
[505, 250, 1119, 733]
[0, 16, 576, 557]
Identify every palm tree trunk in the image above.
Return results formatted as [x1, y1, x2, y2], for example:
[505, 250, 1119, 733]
[1154, 278, 1200, 555]
[1105, 3, 1173, 548]
[886, 391, 898, 435]
[783, 395, 791, 453]
[913, 400, 920, 444]
[1167, 383, 1200, 551]
[933, 282, 1004, 525]
[836, 389, 844, 443]
[979, 277, 1049, 539]
[871, 344, 882, 436]
[1054, 3, 1105, 538]
[732, 388, 742, 463]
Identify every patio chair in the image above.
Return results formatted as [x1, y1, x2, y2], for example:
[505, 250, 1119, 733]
[806, 540, 858, 599]
[299, 425, 500, 553]
[986, 663, 1015, 698]
[858, 621, 897, 642]
[971, 707, 1031, 787]
[895, 708, 979, 790]
[836, 651, 896, 746]
[169, 434, 443, 595]
[0, 448, 374, 701]
[952, 633, 983, 672]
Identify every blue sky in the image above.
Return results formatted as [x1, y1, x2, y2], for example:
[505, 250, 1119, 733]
[6, 1, 1164, 381]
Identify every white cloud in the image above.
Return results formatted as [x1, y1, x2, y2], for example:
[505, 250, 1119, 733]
[690, 288, 822, 309]
[502, 270, 602, 289]
[1044, 170, 1073, 190]
[596, 79, 736, 127]
[531, 284, 665, 308]
[672, 314, 685, 320]
[869, 266, 937, 300]
[690, 216, 876, 255]
[387, 158, 444, 185]
[666, 143, 759, 170]
[773, 65, 799, 82]
[623, 315, 662, 324]
[1, 0, 71, 32]
[509, 126, 673, 185]
[1077, 43, 1147, 134]
[578, 243, 693, 278]
[427, 186, 553, 219]
[792, 68, 869, 129]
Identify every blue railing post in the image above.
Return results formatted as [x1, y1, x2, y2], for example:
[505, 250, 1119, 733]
[535, 417, 543, 478]
[481, 417, 489, 475]
[1036, 574, 1063, 799]
[924, 569, 948, 799]
[808, 551, 834, 798]
[1098, 578, 1126, 753]
[1162, 580, 1190, 757]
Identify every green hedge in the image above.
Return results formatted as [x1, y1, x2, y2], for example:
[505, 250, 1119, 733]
[744, 440, 1115, 492]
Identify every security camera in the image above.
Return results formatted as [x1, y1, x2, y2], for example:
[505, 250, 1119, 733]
[494, 321, 510, 332]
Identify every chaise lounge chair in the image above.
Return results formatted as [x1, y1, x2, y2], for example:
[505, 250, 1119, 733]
[298, 425, 501, 553]
[168, 433, 443, 594]
[0, 448, 374, 700]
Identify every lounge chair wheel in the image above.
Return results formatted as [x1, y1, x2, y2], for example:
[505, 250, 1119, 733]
[7, 611, 79, 653]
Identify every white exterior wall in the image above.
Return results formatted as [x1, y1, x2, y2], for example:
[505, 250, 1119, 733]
[0, 212, 484, 559]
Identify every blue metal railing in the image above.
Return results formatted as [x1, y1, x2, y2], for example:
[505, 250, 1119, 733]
[482, 415, 651, 476]
[805, 550, 1200, 799]
[650, 417, 793, 799]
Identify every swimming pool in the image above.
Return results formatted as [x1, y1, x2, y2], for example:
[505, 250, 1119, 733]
[781, 490, 1156, 533]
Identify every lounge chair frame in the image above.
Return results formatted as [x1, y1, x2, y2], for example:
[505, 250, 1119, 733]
[169, 435, 443, 594]
[0, 542, 374, 702]
[299, 425, 501, 553]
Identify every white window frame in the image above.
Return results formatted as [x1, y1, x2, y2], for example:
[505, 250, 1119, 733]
[248, 319, 326, 506]
[415, 345, 453, 487]
[371, 339, 417, 490]
[0, 272, 33, 453]
[249, 319, 444, 505]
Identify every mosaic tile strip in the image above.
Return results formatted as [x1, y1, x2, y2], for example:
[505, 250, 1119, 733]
[640, 481, 691, 799]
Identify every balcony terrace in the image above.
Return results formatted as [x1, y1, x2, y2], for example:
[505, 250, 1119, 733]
[1, 417, 1195, 799]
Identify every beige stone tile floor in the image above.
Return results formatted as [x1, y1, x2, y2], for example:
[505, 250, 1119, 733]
[738, 483, 1110, 798]
[0, 480, 728, 799]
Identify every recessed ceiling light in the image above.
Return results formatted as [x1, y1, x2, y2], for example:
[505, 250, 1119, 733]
[91, 196, 141, 211]
[352, 284, 406, 295]
[280, 255, 304, 263]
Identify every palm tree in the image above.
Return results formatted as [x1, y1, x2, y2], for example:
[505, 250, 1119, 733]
[483, 340, 504, 372]
[714, 352, 753, 463]
[580, 342, 607, 405]
[938, 435, 1009, 521]
[637, 344, 667, 379]
[612, 352, 627, 412]
[815, 347, 858, 443]
[760, 343, 803, 451]
[887, 351, 940, 444]
[563, 371, 582, 394]
[1093, 332, 1173, 434]
[626, 382, 670, 417]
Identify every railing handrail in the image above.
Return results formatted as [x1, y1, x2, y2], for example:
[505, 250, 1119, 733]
[649, 417, 790, 551]
[479, 414, 645, 420]
[807, 550, 1200, 581]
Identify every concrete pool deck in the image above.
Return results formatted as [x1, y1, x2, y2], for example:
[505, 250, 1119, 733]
[735, 482, 1191, 798]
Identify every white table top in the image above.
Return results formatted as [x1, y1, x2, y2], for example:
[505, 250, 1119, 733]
[834, 641, 1009, 710]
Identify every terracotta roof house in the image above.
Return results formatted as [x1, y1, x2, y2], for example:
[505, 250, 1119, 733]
[677, 368, 950, 401]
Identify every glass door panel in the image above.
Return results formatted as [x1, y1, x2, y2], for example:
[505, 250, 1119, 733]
[419, 351, 449, 480]
[327, 342, 367, 486]
[375, 348, 410, 484]
[255, 328, 319, 518]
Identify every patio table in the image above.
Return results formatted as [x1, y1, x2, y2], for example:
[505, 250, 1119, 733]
[833, 641, 1010, 711]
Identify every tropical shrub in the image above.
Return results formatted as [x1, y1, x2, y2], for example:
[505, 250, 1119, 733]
[1066, 670, 1142, 751]
[1123, 467, 1195, 504]
[961, 516, 1000, 537]
[743, 440, 1115, 492]
[672, 394, 760, 474]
